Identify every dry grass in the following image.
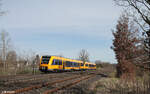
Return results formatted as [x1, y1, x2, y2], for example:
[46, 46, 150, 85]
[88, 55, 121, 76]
[94, 77, 150, 94]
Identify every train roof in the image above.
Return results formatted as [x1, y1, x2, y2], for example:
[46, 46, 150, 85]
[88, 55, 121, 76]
[85, 62, 96, 65]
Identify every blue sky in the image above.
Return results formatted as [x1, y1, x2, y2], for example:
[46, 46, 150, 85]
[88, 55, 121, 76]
[0, 0, 122, 63]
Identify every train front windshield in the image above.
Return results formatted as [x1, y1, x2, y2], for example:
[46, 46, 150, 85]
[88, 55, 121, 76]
[41, 56, 51, 64]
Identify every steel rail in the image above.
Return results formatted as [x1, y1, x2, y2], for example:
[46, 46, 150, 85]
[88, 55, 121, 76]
[43, 74, 96, 94]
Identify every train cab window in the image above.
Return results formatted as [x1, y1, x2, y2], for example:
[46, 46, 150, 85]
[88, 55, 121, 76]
[41, 56, 51, 64]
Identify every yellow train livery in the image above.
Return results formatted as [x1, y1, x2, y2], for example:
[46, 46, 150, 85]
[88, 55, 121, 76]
[39, 55, 96, 72]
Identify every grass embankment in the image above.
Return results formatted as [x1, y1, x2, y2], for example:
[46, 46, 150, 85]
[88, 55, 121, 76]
[92, 65, 149, 94]
[93, 77, 149, 94]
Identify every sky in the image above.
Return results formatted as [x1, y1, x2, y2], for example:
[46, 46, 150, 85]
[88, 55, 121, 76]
[0, 0, 122, 63]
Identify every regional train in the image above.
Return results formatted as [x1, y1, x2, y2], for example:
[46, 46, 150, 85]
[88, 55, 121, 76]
[39, 55, 96, 72]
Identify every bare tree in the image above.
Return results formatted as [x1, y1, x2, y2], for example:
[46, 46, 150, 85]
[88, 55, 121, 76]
[32, 54, 40, 74]
[114, 0, 150, 68]
[0, 30, 11, 74]
[6, 50, 17, 74]
[78, 49, 90, 63]
[6, 50, 17, 64]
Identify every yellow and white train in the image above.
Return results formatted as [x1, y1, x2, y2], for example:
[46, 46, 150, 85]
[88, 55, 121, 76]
[39, 55, 96, 72]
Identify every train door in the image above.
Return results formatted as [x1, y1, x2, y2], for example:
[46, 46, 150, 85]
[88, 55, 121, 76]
[63, 61, 66, 70]
[59, 60, 63, 70]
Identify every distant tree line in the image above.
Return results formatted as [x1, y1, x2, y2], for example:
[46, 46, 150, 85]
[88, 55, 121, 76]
[0, 30, 40, 75]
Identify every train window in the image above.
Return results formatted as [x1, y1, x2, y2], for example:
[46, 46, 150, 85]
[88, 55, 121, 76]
[66, 61, 68, 66]
[68, 61, 70, 67]
[75, 62, 78, 67]
[52, 59, 56, 65]
[74, 62, 76, 67]
[71, 62, 74, 67]
[56, 60, 59, 65]
[73, 62, 76, 67]
[52, 59, 57, 65]
[77, 63, 79, 67]
[52, 59, 61, 65]
[81, 63, 84, 66]
[71, 62, 73, 67]
[63, 61, 66, 66]
[86, 64, 88, 66]
[59, 60, 62, 65]
[70, 62, 72, 67]
[66, 61, 71, 67]
[76, 63, 79, 67]
[41, 56, 51, 64]
[74, 62, 78, 67]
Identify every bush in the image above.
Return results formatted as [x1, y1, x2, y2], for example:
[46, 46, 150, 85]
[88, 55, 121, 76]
[95, 77, 150, 94]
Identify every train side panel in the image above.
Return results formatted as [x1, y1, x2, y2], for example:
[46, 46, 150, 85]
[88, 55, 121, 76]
[48, 56, 63, 71]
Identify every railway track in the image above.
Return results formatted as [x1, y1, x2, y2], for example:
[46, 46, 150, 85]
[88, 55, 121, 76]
[0, 71, 89, 85]
[2, 72, 98, 94]
[43, 74, 95, 94]
[3, 74, 66, 85]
